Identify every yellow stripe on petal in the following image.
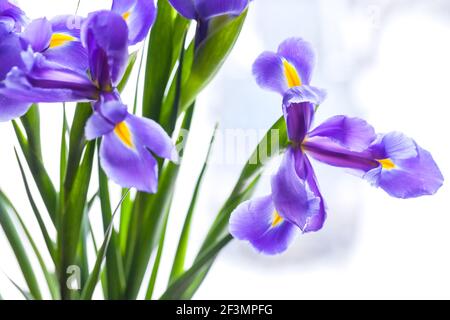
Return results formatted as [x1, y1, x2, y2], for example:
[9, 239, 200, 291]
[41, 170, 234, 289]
[49, 33, 76, 49]
[377, 158, 396, 170]
[271, 210, 283, 228]
[283, 59, 302, 88]
[122, 11, 131, 21]
[114, 121, 134, 148]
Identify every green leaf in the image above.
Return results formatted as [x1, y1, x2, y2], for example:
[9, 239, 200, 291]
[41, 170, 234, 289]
[0, 190, 43, 300]
[58, 141, 95, 299]
[160, 235, 232, 300]
[117, 51, 138, 93]
[14, 149, 56, 263]
[142, 0, 177, 120]
[179, 11, 247, 113]
[20, 104, 42, 160]
[3, 273, 33, 300]
[98, 151, 126, 300]
[169, 124, 218, 284]
[80, 190, 130, 300]
[13, 121, 57, 224]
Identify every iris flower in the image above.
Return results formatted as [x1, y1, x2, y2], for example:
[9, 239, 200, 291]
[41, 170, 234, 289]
[0, 10, 176, 193]
[0, 0, 27, 32]
[168, 0, 250, 44]
[229, 38, 443, 254]
[20, 16, 88, 70]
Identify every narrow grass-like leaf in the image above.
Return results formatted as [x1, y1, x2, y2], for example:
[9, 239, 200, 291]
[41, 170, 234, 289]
[14, 149, 56, 263]
[169, 124, 218, 284]
[80, 190, 130, 300]
[3, 273, 33, 300]
[160, 234, 232, 300]
[117, 51, 138, 93]
[0, 191, 42, 300]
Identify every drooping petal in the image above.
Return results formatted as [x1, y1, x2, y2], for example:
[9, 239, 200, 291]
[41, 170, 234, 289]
[126, 114, 178, 161]
[229, 195, 297, 255]
[308, 115, 376, 152]
[277, 38, 316, 85]
[0, 49, 97, 103]
[81, 11, 129, 89]
[271, 148, 322, 232]
[85, 99, 127, 140]
[295, 152, 327, 232]
[100, 116, 159, 193]
[195, 0, 249, 20]
[0, 92, 31, 121]
[168, 0, 197, 20]
[252, 52, 287, 95]
[282, 86, 327, 142]
[112, 0, 156, 45]
[365, 132, 443, 198]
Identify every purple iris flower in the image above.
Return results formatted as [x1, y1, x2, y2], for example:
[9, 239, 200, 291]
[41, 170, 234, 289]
[0, 0, 27, 32]
[20, 16, 88, 70]
[168, 0, 250, 45]
[111, 0, 156, 45]
[230, 38, 443, 255]
[0, 11, 176, 193]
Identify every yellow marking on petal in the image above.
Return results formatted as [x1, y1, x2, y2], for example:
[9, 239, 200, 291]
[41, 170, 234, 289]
[114, 121, 134, 148]
[271, 210, 283, 228]
[122, 11, 131, 21]
[377, 158, 396, 170]
[283, 59, 302, 88]
[49, 33, 75, 48]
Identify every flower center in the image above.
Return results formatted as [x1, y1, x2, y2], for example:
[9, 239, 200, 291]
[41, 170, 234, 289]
[271, 210, 283, 228]
[114, 121, 134, 148]
[283, 59, 302, 88]
[377, 158, 396, 170]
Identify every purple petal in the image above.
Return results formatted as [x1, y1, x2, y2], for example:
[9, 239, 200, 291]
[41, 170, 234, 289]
[21, 18, 52, 53]
[112, 0, 156, 45]
[308, 115, 376, 152]
[271, 148, 322, 232]
[366, 132, 443, 198]
[168, 0, 197, 19]
[252, 52, 287, 95]
[0, 30, 23, 80]
[81, 11, 129, 88]
[0, 50, 97, 103]
[304, 136, 378, 172]
[0, 0, 27, 32]
[282, 86, 326, 142]
[100, 117, 159, 193]
[277, 38, 316, 85]
[85, 99, 128, 140]
[229, 195, 297, 255]
[0, 93, 31, 122]
[126, 114, 178, 161]
[195, 0, 249, 20]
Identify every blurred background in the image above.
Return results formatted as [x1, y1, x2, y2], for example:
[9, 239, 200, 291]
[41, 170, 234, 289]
[1, 0, 449, 299]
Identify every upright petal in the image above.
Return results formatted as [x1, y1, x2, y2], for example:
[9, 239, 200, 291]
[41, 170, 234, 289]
[195, 0, 249, 20]
[81, 11, 129, 88]
[252, 52, 287, 95]
[308, 115, 376, 152]
[282, 86, 326, 142]
[0, 0, 27, 32]
[229, 195, 297, 255]
[365, 132, 443, 198]
[277, 38, 316, 85]
[20, 18, 52, 53]
[112, 0, 156, 45]
[271, 148, 322, 232]
[168, 0, 197, 20]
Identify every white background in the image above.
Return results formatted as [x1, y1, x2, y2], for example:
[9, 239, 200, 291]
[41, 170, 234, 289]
[0, 0, 449, 299]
